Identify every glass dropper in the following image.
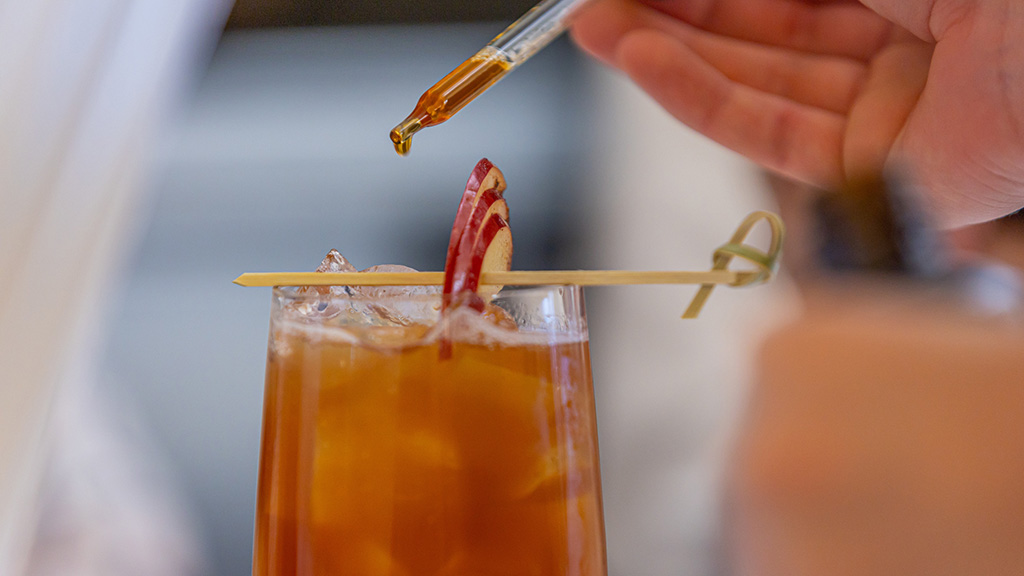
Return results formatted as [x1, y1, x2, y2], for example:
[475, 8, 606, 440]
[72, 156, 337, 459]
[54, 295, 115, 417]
[390, 0, 593, 156]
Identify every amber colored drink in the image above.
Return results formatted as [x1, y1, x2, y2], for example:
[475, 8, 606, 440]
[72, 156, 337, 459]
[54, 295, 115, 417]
[254, 285, 606, 575]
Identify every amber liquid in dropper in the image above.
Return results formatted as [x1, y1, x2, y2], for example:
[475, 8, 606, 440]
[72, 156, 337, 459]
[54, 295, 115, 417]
[390, 49, 512, 156]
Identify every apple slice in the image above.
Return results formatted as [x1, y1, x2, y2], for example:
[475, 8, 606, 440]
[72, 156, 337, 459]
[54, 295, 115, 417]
[443, 187, 508, 298]
[469, 214, 513, 301]
[444, 159, 506, 280]
[439, 160, 514, 357]
[447, 213, 513, 311]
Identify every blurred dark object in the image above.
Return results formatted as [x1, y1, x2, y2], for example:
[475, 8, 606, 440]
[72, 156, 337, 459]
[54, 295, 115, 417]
[227, 0, 539, 27]
[807, 173, 1023, 315]
[814, 174, 950, 278]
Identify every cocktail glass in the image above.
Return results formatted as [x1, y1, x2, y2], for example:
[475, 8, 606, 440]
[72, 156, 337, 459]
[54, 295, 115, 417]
[253, 283, 606, 575]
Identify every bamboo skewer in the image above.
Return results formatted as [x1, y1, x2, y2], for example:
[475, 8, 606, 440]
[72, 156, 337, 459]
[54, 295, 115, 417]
[232, 269, 754, 288]
[233, 211, 785, 319]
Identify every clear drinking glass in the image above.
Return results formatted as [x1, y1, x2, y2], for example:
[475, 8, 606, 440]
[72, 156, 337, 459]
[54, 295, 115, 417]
[253, 284, 607, 575]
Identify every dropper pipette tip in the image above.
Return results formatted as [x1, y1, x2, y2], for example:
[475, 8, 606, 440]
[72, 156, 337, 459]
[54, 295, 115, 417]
[390, 116, 423, 156]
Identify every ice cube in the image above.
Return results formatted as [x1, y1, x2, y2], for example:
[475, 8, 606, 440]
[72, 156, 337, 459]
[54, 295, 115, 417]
[400, 429, 461, 471]
[317, 249, 357, 273]
[295, 249, 358, 319]
[293, 256, 442, 331]
[352, 264, 442, 326]
[315, 249, 359, 298]
[440, 304, 519, 346]
[353, 264, 440, 299]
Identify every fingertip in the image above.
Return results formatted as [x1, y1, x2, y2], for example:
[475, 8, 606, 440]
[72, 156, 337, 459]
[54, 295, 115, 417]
[614, 28, 673, 71]
[568, 22, 611, 67]
[569, 0, 642, 68]
[614, 28, 700, 100]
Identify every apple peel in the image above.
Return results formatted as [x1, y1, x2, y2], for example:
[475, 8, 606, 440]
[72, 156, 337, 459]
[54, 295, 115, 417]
[441, 159, 514, 333]
[448, 213, 512, 306]
[444, 188, 508, 297]
[444, 158, 506, 281]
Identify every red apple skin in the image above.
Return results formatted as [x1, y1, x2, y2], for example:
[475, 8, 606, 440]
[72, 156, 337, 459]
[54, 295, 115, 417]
[444, 159, 506, 281]
[448, 213, 512, 307]
[443, 188, 507, 302]
[439, 160, 513, 357]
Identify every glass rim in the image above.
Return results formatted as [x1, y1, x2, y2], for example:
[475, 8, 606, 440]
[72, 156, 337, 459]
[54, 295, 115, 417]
[269, 283, 587, 345]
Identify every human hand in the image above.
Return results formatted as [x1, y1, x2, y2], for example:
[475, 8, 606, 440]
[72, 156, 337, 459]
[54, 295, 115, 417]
[571, 0, 1024, 228]
[727, 286, 1024, 576]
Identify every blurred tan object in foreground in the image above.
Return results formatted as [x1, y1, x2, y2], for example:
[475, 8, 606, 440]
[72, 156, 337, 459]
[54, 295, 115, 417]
[23, 369, 206, 576]
[729, 280, 1024, 576]
[0, 1, 227, 573]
